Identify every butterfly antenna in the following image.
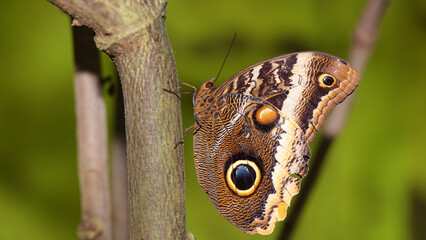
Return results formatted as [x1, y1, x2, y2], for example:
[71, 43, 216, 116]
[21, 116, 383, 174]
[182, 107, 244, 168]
[213, 33, 237, 84]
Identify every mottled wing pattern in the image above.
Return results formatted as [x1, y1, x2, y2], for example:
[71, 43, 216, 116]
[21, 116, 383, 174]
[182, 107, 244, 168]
[193, 52, 359, 234]
[216, 51, 359, 142]
[194, 93, 310, 234]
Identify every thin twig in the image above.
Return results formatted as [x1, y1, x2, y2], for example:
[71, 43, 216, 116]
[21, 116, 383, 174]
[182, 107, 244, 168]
[278, 0, 388, 239]
[73, 25, 112, 240]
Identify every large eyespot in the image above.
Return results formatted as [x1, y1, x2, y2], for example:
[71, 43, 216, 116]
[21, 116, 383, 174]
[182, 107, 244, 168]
[318, 73, 336, 87]
[226, 160, 261, 196]
[253, 105, 279, 132]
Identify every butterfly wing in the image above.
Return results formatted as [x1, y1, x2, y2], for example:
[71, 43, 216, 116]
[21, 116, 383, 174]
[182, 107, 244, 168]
[215, 51, 360, 142]
[194, 94, 311, 234]
[193, 51, 359, 234]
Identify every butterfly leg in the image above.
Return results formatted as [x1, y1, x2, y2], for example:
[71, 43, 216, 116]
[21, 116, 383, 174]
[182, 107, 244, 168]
[173, 123, 200, 149]
[163, 88, 195, 100]
[163, 79, 198, 101]
[178, 79, 198, 92]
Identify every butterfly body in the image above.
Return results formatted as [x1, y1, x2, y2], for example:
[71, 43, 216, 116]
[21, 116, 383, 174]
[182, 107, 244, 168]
[193, 52, 359, 234]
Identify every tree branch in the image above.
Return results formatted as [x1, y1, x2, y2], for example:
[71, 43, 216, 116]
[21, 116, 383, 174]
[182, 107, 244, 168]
[278, 0, 388, 239]
[324, 0, 388, 137]
[49, 0, 186, 239]
[73, 25, 112, 240]
[112, 11, 186, 238]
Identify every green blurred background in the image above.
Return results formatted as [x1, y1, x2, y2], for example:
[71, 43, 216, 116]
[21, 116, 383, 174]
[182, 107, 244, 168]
[1, 0, 425, 239]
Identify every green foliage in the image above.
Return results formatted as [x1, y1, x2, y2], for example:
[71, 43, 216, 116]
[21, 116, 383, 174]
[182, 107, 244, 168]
[0, 0, 425, 239]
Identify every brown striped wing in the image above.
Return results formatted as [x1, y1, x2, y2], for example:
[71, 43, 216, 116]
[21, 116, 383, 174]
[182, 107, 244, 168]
[192, 51, 359, 234]
[215, 51, 360, 142]
[194, 93, 311, 234]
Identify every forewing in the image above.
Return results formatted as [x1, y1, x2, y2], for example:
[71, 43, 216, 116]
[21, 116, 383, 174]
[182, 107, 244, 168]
[215, 51, 360, 142]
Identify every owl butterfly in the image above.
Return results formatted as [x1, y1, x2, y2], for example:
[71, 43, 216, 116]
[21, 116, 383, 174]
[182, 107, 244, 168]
[192, 51, 359, 234]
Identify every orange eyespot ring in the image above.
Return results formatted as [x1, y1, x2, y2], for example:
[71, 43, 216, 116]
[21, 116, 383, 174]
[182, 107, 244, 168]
[318, 73, 336, 87]
[226, 160, 261, 196]
[255, 105, 278, 126]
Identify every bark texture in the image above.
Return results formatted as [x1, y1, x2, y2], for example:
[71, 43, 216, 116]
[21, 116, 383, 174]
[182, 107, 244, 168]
[112, 15, 186, 239]
[48, 0, 186, 239]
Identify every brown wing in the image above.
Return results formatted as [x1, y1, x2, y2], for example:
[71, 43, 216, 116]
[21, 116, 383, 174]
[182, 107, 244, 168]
[193, 93, 311, 234]
[193, 51, 359, 234]
[215, 51, 360, 142]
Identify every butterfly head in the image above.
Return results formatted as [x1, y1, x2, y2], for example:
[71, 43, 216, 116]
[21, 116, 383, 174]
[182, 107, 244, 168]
[198, 78, 216, 93]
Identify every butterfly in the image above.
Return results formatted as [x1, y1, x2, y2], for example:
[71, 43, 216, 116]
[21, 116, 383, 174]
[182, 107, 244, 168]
[192, 51, 359, 234]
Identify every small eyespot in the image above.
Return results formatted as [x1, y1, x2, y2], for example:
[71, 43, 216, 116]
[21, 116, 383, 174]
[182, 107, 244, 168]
[318, 73, 336, 87]
[226, 160, 261, 196]
[255, 105, 278, 126]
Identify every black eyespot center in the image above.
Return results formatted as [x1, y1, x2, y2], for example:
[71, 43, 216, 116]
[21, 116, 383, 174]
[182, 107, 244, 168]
[231, 164, 256, 191]
[323, 76, 335, 86]
[225, 154, 263, 196]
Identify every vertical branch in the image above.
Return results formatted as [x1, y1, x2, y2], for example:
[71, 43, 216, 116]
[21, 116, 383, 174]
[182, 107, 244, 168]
[278, 0, 388, 239]
[73, 25, 112, 240]
[49, 0, 187, 238]
[112, 6, 186, 238]
[112, 78, 129, 240]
